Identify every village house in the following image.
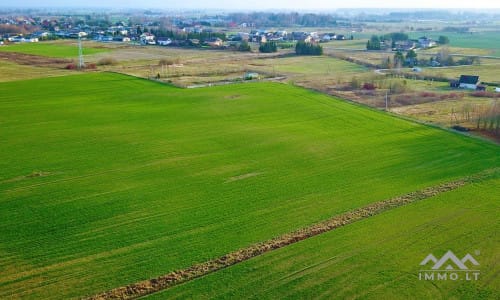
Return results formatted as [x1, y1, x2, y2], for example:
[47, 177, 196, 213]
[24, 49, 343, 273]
[458, 75, 480, 89]
[205, 37, 223, 47]
[157, 37, 172, 46]
[418, 36, 436, 49]
[140, 33, 156, 45]
[394, 40, 416, 51]
[451, 75, 482, 90]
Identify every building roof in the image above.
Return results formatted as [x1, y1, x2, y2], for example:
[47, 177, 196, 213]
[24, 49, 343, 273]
[459, 75, 479, 85]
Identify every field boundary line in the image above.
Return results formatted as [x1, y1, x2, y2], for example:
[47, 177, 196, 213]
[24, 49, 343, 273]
[86, 168, 498, 300]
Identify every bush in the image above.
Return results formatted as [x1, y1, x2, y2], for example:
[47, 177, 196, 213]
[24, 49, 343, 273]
[351, 76, 361, 89]
[389, 81, 408, 94]
[471, 91, 500, 98]
[362, 83, 376, 90]
[238, 41, 251, 52]
[259, 42, 277, 53]
[65, 63, 77, 70]
[97, 57, 118, 66]
[159, 58, 180, 66]
[419, 92, 437, 98]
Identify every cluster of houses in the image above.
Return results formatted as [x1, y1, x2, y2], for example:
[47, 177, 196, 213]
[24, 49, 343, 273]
[3, 35, 39, 43]
[393, 37, 437, 51]
[233, 30, 347, 44]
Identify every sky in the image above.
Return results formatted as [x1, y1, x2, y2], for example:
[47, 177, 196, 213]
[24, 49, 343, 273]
[1, 0, 499, 9]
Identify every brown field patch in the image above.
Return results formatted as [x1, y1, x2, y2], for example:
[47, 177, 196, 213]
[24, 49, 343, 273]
[0, 52, 71, 68]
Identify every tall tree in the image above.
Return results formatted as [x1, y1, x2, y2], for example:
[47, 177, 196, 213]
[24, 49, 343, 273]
[405, 49, 418, 66]
[438, 35, 450, 44]
[367, 35, 381, 50]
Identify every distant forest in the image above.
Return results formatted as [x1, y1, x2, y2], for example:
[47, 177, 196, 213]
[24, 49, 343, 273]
[224, 12, 349, 27]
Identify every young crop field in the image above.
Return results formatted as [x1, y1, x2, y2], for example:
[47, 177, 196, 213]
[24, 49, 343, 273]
[409, 31, 500, 57]
[0, 72, 498, 299]
[149, 175, 500, 299]
[0, 41, 109, 58]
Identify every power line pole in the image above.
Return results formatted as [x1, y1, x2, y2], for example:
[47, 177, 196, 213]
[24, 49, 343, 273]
[385, 91, 389, 111]
[78, 36, 85, 69]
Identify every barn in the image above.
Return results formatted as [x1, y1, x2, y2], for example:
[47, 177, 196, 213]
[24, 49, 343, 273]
[458, 75, 479, 90]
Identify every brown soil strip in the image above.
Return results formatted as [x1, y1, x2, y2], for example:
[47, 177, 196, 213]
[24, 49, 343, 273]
[0, 52, 71, 68]
[86, 168, 497, 300]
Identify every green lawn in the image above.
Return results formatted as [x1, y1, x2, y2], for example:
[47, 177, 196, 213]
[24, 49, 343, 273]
[0, 41, 108, 58]
[150, 175, 500, 299]
[0, 72, 498, 299]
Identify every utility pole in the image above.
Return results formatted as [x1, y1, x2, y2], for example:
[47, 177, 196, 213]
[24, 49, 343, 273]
[78, 36, 85, 69]
[385, 91, 389, 111]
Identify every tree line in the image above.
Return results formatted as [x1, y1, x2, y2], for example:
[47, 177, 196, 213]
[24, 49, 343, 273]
[295, 41, 323, 55]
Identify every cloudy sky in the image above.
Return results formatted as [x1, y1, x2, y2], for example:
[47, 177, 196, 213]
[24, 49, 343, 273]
[1, 0, 499, 9]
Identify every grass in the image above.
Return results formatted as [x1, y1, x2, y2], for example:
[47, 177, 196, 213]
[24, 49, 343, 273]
[0, 60, 71, 82]
[409, 31, 500, 57]
[419, 64, 500, 85]
[98, 46, 370, 87]
[392, 97, 496, 127]
[0, 72, 498, 299]
[257, 55, 367, 75]
[148, 175, 500, 299]
[0, 41, 108, 58]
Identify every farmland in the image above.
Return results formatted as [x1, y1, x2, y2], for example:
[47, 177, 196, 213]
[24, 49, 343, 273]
[408, 31, 500, 57]
[0, 72, 498, 299]
[0, 59, 70, 82]
[149, 175, 500, 299]
[0, 9, 499, 299]
[0, 40, 109, 58]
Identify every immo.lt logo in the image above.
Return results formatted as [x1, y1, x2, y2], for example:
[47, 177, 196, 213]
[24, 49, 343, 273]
[419, 250, 480, 281]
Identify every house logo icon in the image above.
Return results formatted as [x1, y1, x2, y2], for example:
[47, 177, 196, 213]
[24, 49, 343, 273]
[418, 250, 480, 281]
[420, 250, 479, 270]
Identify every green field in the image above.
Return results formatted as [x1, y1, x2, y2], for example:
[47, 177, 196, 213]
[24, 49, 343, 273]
[149, 175, 500, 299]
[409, 31, 500, 56]
[0, 72, 499, 299]
[0, 41, 108, 58]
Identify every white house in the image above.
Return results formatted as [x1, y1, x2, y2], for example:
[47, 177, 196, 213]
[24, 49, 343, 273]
[321, 34, 332, 42]
[418, 37, 436, 48]
[157, 38, 172, 46]
[495, 87, 500, 92]
[140, 33, 156, 45]
[9, 36, 39, 43]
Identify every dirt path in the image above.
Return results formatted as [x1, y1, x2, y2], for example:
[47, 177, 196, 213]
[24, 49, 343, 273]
[85, 168, 498, 300]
